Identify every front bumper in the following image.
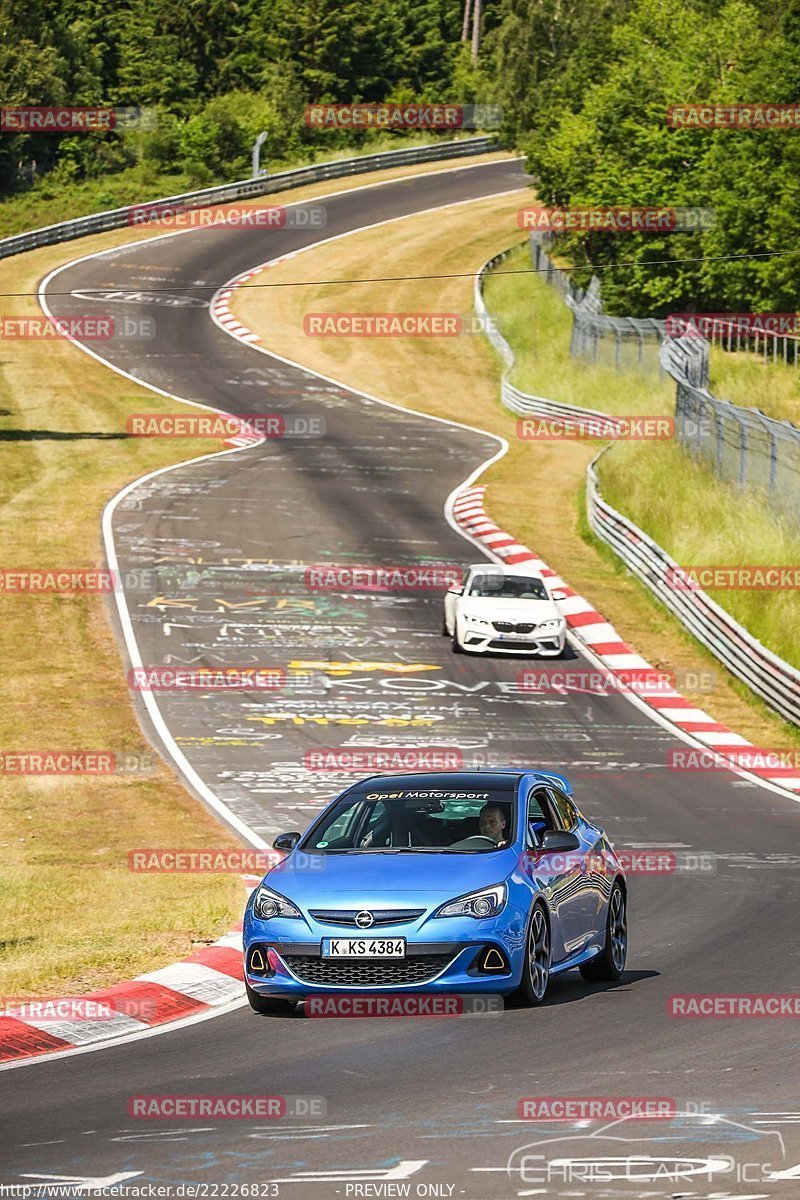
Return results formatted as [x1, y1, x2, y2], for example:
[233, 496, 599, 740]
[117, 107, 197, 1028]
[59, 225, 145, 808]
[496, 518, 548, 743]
[459, 625, 565, 656]
[243, 908, 528, 997]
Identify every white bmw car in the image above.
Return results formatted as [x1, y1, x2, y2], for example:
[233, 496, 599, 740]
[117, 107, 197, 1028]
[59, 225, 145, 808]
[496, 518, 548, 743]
[443, 564, 567, 656]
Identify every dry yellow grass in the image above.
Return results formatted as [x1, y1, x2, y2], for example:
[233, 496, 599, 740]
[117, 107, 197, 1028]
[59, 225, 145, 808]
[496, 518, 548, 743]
[232, 191, 798, 747]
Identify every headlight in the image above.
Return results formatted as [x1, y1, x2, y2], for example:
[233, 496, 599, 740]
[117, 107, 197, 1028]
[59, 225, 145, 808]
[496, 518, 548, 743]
[436, 883, 507, 919]
[537, 619, 563, 633]
[464, 614, 490, 627]
[252, 885, 301, 920]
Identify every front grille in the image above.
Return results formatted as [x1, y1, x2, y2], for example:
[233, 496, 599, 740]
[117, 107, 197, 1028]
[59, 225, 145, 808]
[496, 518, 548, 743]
[281, 954, 453, 988]
[493, 621, 536, 634]
[308, 909, 425, 927]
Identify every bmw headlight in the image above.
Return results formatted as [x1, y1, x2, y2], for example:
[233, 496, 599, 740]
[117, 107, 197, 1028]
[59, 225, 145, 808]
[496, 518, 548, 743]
[537, 618, 563, 633]
[252, 884, 301, 920]
[464, 614, 490, 627]
[436, 883, 507, 919]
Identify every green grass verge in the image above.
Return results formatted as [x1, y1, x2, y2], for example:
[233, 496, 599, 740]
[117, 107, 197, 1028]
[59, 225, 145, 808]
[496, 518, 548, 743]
[597, 442, 800, 670]
[709, 344, 800, 425]
[484, 245, 674, 417]
[486, 244, 800, 678]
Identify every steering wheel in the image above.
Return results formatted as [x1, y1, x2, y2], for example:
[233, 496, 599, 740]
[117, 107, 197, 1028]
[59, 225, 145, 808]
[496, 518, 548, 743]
[450, 834, 498, 849]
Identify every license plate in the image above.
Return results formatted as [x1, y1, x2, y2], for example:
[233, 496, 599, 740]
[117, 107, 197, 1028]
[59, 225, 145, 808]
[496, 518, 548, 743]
[499, 632, 530, 641]
[321, 938, 405, 958]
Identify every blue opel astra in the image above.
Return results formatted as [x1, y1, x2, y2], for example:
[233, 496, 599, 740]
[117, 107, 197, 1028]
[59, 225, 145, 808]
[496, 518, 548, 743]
[243, 770, 627, 1013]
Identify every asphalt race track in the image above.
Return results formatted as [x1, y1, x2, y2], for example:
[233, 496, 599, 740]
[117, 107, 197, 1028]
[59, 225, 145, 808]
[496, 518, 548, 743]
[2, 159, 799, 1198]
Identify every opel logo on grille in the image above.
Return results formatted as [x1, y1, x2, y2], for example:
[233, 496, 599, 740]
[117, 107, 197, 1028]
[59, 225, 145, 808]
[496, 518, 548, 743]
[355, 910, 374, 929]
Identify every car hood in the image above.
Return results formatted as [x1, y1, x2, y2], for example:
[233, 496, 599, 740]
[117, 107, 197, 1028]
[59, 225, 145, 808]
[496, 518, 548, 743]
[264, 845, 520, 908]
[459, 597, 560, 621]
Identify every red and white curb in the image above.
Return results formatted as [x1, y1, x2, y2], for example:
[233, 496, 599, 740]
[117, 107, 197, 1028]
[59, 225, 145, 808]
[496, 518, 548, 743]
[452, 486, 800, 793]
[0, 920, 248, 1065]
[211, 270, 274, 449]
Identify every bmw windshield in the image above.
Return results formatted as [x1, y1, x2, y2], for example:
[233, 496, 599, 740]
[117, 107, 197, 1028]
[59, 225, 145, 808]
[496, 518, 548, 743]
[301, 786, 517, 853]
[467, 574, 548, 599]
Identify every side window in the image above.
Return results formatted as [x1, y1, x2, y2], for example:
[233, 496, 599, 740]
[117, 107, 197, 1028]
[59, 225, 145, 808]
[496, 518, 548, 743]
[549, 786, 578, 832]
[526, 787, 553, 845]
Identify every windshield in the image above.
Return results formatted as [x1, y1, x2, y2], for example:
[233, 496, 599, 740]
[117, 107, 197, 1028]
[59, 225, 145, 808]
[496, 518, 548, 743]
[302, 786, 516, 853]
[467, 574, 548, 600]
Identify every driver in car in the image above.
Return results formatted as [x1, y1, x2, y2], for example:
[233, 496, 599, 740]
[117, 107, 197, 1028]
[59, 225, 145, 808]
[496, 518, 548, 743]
[478, 803, 508, 847]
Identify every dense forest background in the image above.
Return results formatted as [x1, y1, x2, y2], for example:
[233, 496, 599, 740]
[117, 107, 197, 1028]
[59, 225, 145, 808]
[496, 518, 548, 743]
[2, 0, 800, 313]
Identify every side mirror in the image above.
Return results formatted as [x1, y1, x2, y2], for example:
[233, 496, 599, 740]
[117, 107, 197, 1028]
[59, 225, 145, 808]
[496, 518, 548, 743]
[540, 829, 580, 853]
[273, 831, 301, 852]
[550, 589, 567, 601]
[447, 586, 464, 596]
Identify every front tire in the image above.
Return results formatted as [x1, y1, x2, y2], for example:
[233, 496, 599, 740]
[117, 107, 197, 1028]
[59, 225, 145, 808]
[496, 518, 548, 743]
[452, 625, 464, 654]
[246, 982, 297, 1015]
[516, 903, 551, 1006]
[580, 881, 627, 982]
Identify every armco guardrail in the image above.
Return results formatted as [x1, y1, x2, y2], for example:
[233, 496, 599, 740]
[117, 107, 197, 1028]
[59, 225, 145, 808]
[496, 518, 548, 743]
[663, 335, 800, 525]
[530, 233, 665, 374]
[476, 247, 800, 727]
[587, 451, 800, 727]
[0, 136, 499, 262]
[474, 246, 609, 426]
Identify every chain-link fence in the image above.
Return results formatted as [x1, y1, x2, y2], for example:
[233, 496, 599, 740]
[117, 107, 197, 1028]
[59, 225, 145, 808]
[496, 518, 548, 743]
[678, 315, 800, 367]
[664, 337, 800, 522]
[529, 230, 800, 524]
[530, 233, 665, 374]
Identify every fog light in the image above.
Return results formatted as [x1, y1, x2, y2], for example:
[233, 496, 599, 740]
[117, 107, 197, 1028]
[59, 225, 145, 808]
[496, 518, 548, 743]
[248, 947, 272, 976]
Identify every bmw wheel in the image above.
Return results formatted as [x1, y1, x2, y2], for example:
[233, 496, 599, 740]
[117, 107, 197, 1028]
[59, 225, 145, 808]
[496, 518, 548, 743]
[517, 903, 551, 1006]
[580, 881, 627, 982]
[246, 982, 297, 1015]
[451, 624, 464, 654]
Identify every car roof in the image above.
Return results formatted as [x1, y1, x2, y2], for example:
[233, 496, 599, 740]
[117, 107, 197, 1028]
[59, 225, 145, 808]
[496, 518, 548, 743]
[346, 770, 525, 793]
[343, 770, 573, 795]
